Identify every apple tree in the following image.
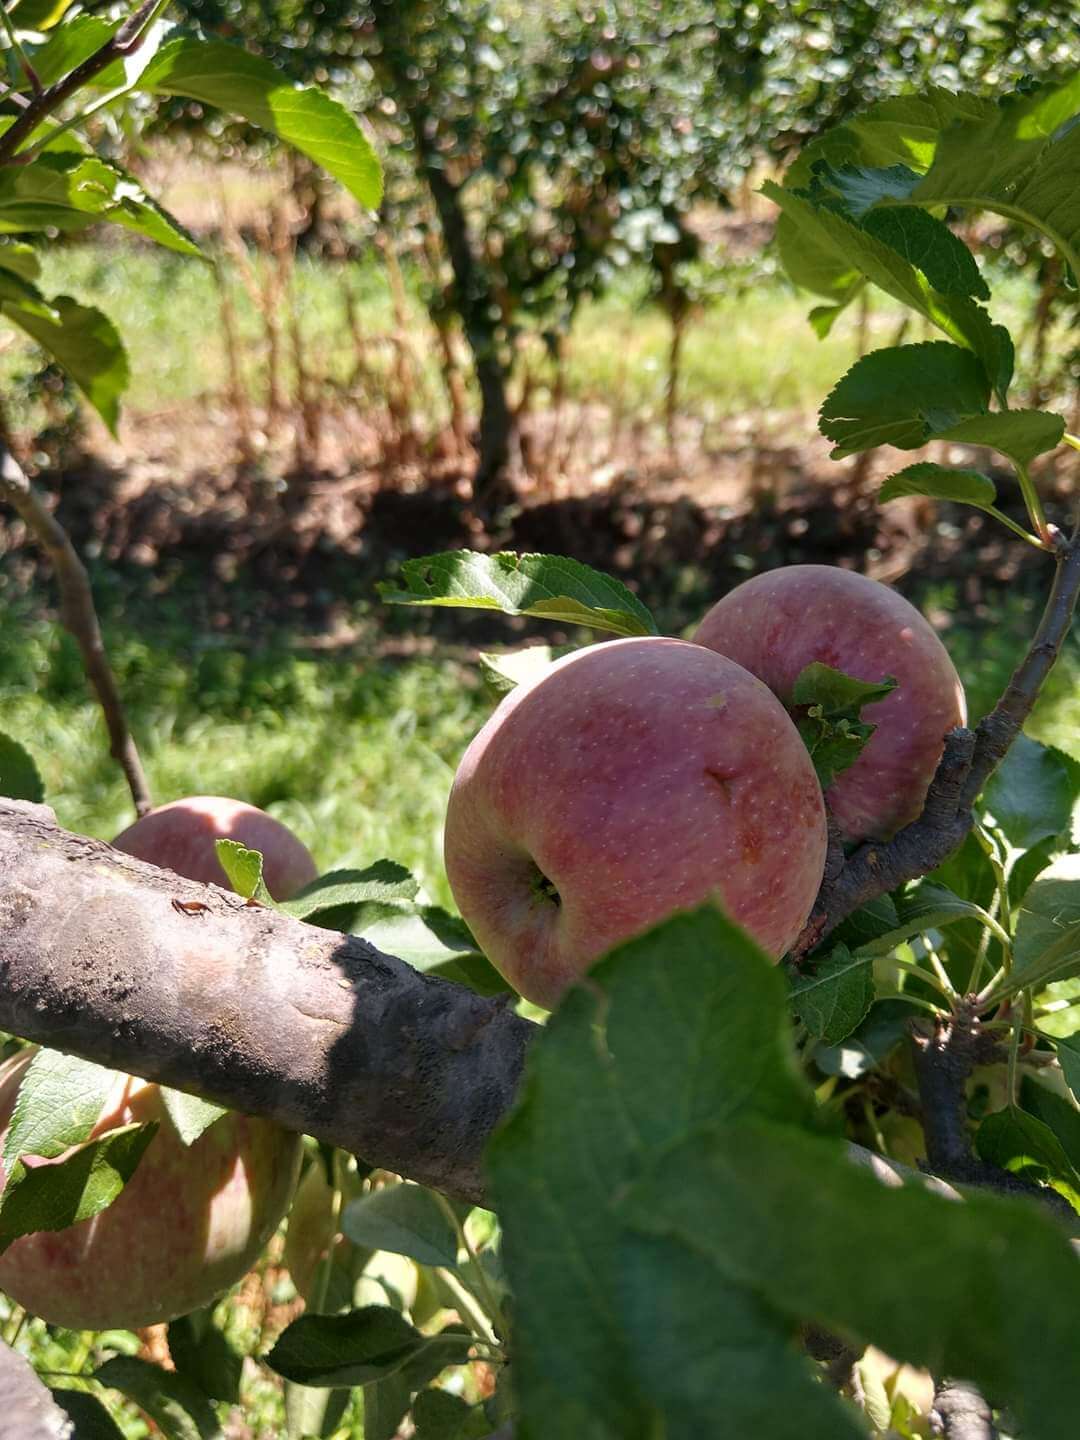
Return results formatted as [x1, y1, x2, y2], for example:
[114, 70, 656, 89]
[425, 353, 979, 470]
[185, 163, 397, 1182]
[1, 15, 1080, 1440]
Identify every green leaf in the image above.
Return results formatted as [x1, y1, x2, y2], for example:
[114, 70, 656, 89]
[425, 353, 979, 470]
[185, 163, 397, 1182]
[976, 1102, 1080, 1206]
[279, 862, 420, 921]
[1014, 854, 1080, 987]
[362, 1373, 412, 1440]
[764, 184, 1012, 395]
[489, 908, 861, 1439]
[159, 1088, 229, 1148]
[266, 1307, 471, 1390]
[909, 76, 1080, 279]
[937, 409, 1066, 466]
[811, 999, 922, 1079]
[412, 1389, 489, 1439]
[7, 0, 77, 29]
[621, 1114, 1080, 1440]
[861, 206, 989, 299]
[3, 1049, 116, 1173]
[25, 15, 117, 86]
[342, 1183, 459, 1269]
[93, 1355, 222, 1440]
[0, 242, 39, 282]
[819, 342, 991, 458]
[168, 1309, 243, 1405]
[0, 273, 128, 432]
[49, 1388, 127, 1440]
[983, 736, 1076, 851]
[358, 906, 508, 994]
[791, 661, 896, 788]
[214, 838, 274, 904]
[379, 551, 658, 637]
[135, 36, 382, 209]
[879, 462, 997, 510]
[790, 943, 875, 1045]
[477, 645, 557, 696]
[814, 162, 923, 219]
[852, 880, 1002, 961]
[0, 154, 201, 256]
[0, 1122, 157, 1254]
[0, 732, 44, 803]
[1020, 1074, 1080, 1176]
[1054, 1036, 1080, 1105]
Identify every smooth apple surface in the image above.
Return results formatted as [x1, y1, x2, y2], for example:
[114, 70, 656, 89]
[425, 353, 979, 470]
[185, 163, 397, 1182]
[693, 565, 966, 842]
[444, 636, 827, 1008]
[0, 1050, 301, 1330]
[112, 796, 317, 900]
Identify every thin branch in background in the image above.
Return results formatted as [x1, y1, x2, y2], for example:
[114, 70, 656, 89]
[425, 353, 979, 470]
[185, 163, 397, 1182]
[0, 444, 152, 816]
[0, 2, 42, 94]
[932, 1379, 998, 1440]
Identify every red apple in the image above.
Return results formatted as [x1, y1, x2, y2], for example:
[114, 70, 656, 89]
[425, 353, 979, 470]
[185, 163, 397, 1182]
[693, 565, 966, 842]
[0, 1048, 301, 1331]
[444, 636, 827, 1008]
[112, 796, 317, 901]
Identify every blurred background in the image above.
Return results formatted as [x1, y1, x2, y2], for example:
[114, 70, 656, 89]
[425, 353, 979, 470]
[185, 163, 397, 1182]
[1, 0, 1078, 907]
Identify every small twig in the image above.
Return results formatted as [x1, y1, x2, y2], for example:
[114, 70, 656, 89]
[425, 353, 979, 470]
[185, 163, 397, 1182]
[794, 528, 1080, 952]
[931, 1378, 997, 1440]
[0, 0, 168, 165]
[0, 4, 42, 94]
[0, 444, 152, 816]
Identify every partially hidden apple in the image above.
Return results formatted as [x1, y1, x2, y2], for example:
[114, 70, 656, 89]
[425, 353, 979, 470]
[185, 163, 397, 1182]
[0, 1048, 301, 1330]
[112, 795, 317, 900]
[693, 565, 966, 843]
[444, 636, 828, 1008]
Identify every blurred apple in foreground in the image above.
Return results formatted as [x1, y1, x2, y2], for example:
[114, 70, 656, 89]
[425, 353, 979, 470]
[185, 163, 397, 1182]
[693, 565, 966, 842]
[0, 1049, 301, 1330]
[444, 636, 827, 1008]
[113, 795, 317, 900]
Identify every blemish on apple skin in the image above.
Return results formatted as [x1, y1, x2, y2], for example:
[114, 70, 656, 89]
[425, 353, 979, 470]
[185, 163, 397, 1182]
[704, 767, 739, 800]
[705, 693, 727, 710]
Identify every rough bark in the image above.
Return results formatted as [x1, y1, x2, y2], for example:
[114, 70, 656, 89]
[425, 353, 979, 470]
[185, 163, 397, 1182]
[0, 1342, 70, 1440]
[932, 1379, 997, 1440]
[0, 800, 532, 1205]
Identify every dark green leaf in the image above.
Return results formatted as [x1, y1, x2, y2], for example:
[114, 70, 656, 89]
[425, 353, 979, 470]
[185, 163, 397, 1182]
[0, 1122, 157, 1254]
[1014, 855, 1080, 976]
[792, 661, 896, 788]
[279, 862, 420, 921]
[136, 36, 382, 209]
[25, 15, 116, 86]
[622, 1114, 1080, 1440]
[159, 1089, 229, 1148]
[1020, 1074, 1080, 1175]
[3, 1049, 116, 1172]
[379, 551, 658, 637]
[362, 1372, 412, 1440]
[0, 243, 39, 282]
[342, 1183, 459, 1269]
[819, 342, 991, 458]
[861, 206, 989, 299]
[412, 1388, 489, 1440]
[983, 736, 1075, 851]
[790, 944, 875, 1045]
[49, 1388, 126, 1440]
[214, 838, 273, 904]
[1054, 1036, 1080, 1104]
[879, 462, 996, 510]
[0, 273, 127, 431]
[829, 895, 900, 951]
[811, 999, 923, 1079]
[266, 1307, 471, 1390]
[168, 1309, 243, 1404]
[938, 409, 1066, 466]
[0, 732, 44, 803]
[93, 1355, 222, 1440]
[489, 908, 859, 1439]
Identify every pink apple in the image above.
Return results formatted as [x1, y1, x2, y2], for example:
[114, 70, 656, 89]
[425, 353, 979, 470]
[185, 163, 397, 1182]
[444, 637, 828, 1008]
[112, 796, 317, 901]
[693, 565, 966, 842]
[0, 1048, 301, 1331]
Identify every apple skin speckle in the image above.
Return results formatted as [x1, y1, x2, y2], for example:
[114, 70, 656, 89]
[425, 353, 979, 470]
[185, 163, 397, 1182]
[444, 636, 827, 1009]
[694, 565, 966, 843]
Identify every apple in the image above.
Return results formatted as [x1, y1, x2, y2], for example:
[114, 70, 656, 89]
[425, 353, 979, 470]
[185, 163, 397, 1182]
[0, 1048, 302, 1331]
[692, 565, 966, 842]
[112, 796, 317, 901]
[444, 636, 827, 1008]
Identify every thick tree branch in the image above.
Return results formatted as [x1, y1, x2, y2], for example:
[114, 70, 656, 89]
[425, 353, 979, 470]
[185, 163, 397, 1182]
[932, 1379, 997, 1440]
[0, 446, 151, 817]
[0, 800, 531, 1205]
[795, 529, 1080, 952]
